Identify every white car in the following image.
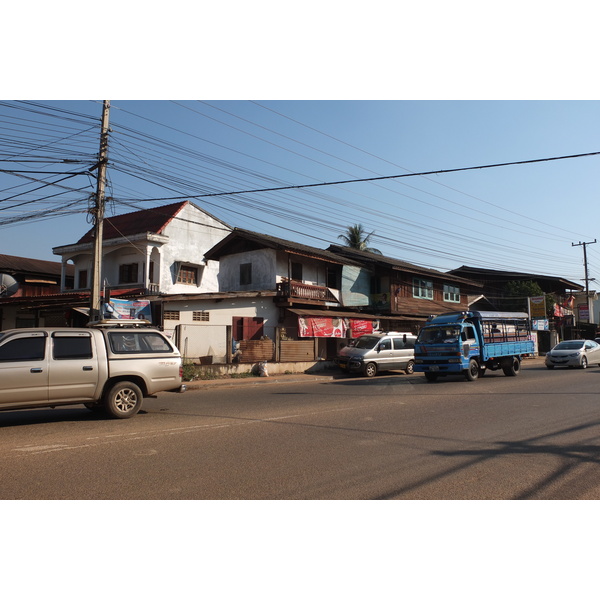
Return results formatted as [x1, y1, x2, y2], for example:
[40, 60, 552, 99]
[545, 339, 600, 369]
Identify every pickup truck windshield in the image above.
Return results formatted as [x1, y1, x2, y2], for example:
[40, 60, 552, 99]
[418, 326, 461, 344]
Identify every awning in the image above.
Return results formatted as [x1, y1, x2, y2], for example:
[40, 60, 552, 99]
[287, 308, 384, 320]
[286, 308, 428, 321]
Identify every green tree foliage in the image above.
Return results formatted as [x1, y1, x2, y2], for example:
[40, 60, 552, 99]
[338, 224, 382, 254]
[500, 280, 553, 314]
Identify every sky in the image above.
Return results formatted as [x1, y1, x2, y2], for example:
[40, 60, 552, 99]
[1, 99, 599, 288]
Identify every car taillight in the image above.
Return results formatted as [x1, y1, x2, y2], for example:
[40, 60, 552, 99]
[179, 366, 183, 379]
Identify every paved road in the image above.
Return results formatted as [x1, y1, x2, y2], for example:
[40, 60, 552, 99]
[2, 359, 600, 499]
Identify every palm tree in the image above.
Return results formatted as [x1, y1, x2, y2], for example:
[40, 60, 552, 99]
[338, 224, 382, 254]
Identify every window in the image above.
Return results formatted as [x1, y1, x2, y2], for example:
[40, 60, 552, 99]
[193, 311, 209, 322]
[0, 336, 46, 362]
[78, 269, 88, 289]
[291, 262, 303, 281]
[177, 265, 198, 285]
[379, 339, 392, 351]
[109, 331, 173, 354]
[240, 263, 252, 285]
[52, 335, 93, 360]
[462, 326, 476, 341]
[119, 263, 139, 284]
[413, 278, 433, 299]
[443, 284, 460, 303]
[326, 267, 338, 289]
[164, 310, 180, 320]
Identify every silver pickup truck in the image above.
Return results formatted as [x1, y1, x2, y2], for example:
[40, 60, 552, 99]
[0, 320, 185, 419]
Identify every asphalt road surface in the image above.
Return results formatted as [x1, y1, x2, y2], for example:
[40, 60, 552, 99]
[2, 360, 600, 499]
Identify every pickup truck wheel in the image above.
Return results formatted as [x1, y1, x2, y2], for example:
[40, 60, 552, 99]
[502, 357, 521, 376]
[104, 381, 143, 419]
[465, 359, 479, 381]
[364, 362, 378, 377]
[405, 360, 415, 375]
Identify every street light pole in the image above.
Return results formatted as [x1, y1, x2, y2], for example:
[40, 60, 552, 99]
[89, 100, 110, 323]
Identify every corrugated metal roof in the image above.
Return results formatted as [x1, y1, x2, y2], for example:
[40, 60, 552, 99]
[326, 245, 482, 286]
[0, 253, 72, 277]
[204, 228, 364, 266]
[448, 265, 583, 291]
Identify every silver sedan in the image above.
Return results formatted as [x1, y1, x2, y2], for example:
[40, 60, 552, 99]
[545, 339, 600, 369]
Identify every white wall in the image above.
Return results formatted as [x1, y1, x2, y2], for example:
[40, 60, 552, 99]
[160, 203, 230, 294]
[217, 249, 277, 292]
[163, 296, 280, 361]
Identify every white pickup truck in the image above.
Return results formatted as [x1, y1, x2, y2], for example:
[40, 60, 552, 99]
[0, 320, 185, 419]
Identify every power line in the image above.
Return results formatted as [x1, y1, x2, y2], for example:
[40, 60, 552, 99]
[118, 150, 600, 201]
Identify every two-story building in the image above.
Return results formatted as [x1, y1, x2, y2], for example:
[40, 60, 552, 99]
[0, 254, 75, 329]
[189, 228, 483, 364]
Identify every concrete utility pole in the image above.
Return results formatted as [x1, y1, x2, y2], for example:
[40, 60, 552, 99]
[572, 239, 597, 325]
[89, 100, 110, 323]
[572, 239, 597, 296]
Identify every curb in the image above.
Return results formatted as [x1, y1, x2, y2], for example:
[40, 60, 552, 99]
[183, 356, 547, 390]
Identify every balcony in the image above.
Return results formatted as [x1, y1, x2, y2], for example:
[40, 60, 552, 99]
[276, 280, 339, 304]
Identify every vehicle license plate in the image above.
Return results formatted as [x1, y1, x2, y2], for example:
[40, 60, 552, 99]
[429, 365, 439, 371]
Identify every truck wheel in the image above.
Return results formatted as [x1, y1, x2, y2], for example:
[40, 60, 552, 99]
[502, 357, 521, 376]
[465, 359, 479, 381]
[364, 362, 378, 377]
[405, 360, 415, 375]
[424, 372, 438, 382]
[104, 381, 143, 419]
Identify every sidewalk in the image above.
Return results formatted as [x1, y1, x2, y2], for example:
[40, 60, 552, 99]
[185, 355, 546, 390]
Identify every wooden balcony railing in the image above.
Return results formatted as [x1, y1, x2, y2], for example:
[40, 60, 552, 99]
[276, 280, 339, 302]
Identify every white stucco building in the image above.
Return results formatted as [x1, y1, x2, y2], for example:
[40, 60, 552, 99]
[53, 201, 231, 296]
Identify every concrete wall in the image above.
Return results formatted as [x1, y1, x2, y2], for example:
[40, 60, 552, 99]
[162, 296, 280, 357]
[217, 248, 277, 292]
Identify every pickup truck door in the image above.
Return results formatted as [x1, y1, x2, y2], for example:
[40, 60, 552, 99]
[0, 331, 49, 407]
[48, 331, 100, 402]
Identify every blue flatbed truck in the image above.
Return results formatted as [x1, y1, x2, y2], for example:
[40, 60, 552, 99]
[413, 311, 535, 382]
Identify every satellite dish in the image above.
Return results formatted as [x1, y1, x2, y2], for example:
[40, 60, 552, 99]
[0, 273, 19, 297]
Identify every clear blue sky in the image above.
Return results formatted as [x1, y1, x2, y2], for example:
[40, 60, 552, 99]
[1, 99, 599, 287]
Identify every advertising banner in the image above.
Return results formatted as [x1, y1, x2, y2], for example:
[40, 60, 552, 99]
[298, 316, 347, 338]
[578, 303, 589, 322]
[102, 298, 152, 321]
[349, 319, 374, 337]
[529, 296, 546, 318]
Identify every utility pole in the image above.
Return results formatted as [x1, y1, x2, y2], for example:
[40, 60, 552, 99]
[89, 100, 110, 323]
[572, 239, 597, 326]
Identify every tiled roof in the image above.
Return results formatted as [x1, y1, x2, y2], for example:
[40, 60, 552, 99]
[76, 201, 190, 243]
[0, 253, 72, 276]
